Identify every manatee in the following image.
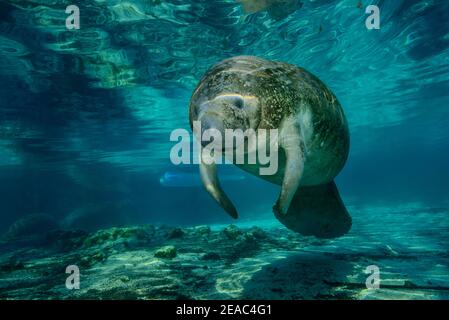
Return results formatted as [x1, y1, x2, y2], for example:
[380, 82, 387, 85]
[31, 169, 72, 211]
[189, 56, 351, 239]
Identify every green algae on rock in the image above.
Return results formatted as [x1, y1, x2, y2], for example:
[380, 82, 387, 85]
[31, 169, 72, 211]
[222, 225, 242, 240]
[154, 245, 177, 259]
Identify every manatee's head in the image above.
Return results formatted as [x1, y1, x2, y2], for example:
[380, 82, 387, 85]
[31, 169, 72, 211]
[191, 94, 260, 148]
[189, 57, 266, 150]
[188, 56, 271, 219]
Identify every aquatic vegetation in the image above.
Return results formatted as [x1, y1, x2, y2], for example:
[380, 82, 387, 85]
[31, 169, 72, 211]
[82, 226, 153, 249]
[154, 245, 177, 259]
[191, 225, 212, 236]
[222, 225, 243, 240]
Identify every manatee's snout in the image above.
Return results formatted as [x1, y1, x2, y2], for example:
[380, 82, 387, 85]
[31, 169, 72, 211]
[195, 95, 258, 152]
[198, 111, 225, 147]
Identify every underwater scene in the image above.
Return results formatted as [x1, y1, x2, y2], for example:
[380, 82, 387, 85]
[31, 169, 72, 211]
[0, 0, 449, 301]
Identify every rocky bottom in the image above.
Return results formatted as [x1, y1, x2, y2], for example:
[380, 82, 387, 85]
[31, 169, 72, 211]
[1, 205, 449, 300]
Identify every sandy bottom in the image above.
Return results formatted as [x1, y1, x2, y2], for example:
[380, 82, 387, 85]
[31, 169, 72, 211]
[1, 204, 449, 300]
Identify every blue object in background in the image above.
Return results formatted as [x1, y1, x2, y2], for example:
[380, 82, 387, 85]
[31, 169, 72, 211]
[160, 171, 245, 187]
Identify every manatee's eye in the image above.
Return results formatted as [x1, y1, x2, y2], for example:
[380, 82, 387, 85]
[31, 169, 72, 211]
[215, 94, 245, 110]
[233, 96, 245, 109]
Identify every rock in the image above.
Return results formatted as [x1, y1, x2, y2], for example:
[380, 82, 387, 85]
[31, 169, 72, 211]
[154, 246, 177, 259]
[45, 230, 88, 251]
[201, 252, 221, 261]
[82, 227, 149, 248]
[83, 230, 112, 247]
[222, 225, 242, 240]
[167, 228, 184, 239]
[4, 214, 58, 239]
[191, 225, 211, 236]
[245, 226, 267, 240]
[113, 227, 148, 241]
[225, 236, 261, 263]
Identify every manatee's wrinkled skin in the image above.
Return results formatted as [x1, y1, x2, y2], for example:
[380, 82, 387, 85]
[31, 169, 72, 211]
[190, 56, 349, 186]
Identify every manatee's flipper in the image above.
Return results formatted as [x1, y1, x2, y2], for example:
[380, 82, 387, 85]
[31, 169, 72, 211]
[276, 118, 304, 215]
[274, 181, 351, 239]
[199, 158, 238, 219]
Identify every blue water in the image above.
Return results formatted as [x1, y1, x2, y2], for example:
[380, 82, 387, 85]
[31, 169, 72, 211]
[0, 0, 448, 234]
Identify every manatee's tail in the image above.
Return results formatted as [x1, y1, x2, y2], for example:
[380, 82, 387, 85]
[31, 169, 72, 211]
[274, 181, 351, 239]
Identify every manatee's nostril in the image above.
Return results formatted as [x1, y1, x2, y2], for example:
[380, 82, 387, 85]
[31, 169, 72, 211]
[200, 116, 224, 147]
[201, 121, 211, 133]
[201, 122, 211, 147]
[201, 121, 212, 136]
[202, 118, 223, 133]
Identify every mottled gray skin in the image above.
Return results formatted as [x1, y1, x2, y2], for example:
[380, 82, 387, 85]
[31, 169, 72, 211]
[189, 56, 349, 188]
